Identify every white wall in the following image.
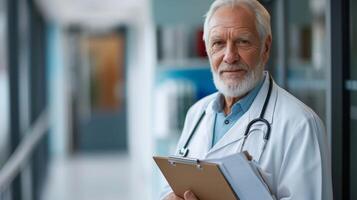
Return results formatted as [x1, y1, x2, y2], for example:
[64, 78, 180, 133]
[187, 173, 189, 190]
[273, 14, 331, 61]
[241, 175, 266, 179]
[126, 14, 157, 200]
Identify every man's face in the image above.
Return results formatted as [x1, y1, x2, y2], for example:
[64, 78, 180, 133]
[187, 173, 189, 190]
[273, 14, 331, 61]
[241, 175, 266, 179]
[207, 5, 271, 98]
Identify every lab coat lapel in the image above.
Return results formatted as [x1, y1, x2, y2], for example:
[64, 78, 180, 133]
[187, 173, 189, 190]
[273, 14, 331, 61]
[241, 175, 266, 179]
[207, 113, 249, 155]
[248, 71, 276, 124]
[188, 100, 216, 158]
[206, 72, 277, 156]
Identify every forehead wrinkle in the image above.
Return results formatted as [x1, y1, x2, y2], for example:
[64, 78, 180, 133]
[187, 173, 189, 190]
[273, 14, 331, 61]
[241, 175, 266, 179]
[209, 26, 254, 39]
[209, 20, 255, 30]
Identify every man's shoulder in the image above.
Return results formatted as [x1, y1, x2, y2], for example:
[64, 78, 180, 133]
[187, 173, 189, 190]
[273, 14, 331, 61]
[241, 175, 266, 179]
[274, 84, 323, 126]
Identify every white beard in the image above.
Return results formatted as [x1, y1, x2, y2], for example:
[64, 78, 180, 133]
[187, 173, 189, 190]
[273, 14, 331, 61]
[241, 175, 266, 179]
[212, 61, 264, 98]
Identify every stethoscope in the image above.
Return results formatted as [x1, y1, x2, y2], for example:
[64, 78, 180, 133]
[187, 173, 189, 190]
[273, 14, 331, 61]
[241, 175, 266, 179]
[178, 75, 273, 158]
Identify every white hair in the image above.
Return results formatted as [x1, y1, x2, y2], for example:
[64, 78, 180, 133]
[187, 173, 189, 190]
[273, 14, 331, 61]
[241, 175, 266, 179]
[203, 0, 271, 44]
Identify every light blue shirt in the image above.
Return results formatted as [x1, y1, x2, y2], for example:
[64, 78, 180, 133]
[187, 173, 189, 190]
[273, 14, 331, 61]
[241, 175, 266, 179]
[211, 76, 265, 147]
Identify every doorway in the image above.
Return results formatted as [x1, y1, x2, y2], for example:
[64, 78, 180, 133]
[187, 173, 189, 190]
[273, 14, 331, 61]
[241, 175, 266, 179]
[69, 28, 128, 153]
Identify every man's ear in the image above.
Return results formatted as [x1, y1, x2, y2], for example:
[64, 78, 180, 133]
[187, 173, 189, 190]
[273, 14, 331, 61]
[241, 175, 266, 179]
[262, 35, 272, 63]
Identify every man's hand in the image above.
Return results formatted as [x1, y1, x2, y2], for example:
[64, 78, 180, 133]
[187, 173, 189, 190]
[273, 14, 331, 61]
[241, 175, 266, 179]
[164, 191, 199, 200]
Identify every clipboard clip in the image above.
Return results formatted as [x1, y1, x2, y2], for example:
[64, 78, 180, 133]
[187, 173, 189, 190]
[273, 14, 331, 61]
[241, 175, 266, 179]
[168, 156, 202, 169]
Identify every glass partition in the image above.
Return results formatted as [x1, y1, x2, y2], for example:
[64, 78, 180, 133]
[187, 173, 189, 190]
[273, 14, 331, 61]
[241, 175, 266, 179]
[0, 0, 9, 167]
[286, 0, 327, 122]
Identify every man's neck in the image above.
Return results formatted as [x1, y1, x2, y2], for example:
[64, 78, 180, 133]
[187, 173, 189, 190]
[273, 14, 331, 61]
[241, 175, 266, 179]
[223, 95, 245, 115]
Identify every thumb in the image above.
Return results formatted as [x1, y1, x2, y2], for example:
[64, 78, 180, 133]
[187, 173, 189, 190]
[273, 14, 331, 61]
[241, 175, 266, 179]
[184, 190, 198, 200]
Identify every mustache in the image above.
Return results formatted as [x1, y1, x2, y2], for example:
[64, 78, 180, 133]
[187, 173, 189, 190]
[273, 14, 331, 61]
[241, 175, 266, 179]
[217, 63, 249, 73]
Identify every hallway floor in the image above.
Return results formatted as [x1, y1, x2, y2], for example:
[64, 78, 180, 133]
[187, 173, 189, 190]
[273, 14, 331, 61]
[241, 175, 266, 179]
[41, 153, 133, 200]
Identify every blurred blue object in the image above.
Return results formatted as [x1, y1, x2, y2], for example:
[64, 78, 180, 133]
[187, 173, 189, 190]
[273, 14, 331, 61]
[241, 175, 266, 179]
[156, 67, 217, 99]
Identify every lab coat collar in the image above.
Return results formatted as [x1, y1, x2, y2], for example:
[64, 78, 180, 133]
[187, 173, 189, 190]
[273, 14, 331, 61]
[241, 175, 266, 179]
[205, 71, 278, 156]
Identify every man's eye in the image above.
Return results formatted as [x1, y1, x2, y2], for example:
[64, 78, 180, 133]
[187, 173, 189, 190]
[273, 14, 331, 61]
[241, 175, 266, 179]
[238, 40, 250, 45]
[212, 41, 224, 47]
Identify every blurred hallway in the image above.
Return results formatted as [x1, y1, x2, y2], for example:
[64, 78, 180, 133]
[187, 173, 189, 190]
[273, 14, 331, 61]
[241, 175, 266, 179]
[41, 154, 133, 200]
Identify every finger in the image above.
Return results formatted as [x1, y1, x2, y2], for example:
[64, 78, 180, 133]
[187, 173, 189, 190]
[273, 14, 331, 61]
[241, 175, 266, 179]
[165, 192, 184, 200]
[184, 190, 198, 200]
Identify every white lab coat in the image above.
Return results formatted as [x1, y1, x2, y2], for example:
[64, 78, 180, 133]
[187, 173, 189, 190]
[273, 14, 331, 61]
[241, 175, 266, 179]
[159, 72, 333, 200]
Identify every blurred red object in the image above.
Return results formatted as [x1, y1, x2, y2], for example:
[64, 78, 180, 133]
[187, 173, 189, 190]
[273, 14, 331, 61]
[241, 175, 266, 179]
[196, 28, 207, 58]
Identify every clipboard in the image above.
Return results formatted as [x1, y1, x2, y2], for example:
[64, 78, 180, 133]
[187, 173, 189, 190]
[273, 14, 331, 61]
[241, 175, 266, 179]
[154, 156, 239, 200]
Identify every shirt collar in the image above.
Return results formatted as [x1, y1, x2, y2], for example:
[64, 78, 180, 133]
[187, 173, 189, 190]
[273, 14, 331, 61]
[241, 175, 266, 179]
[212, 93, 225, 113]
[212, 74, 266, 115]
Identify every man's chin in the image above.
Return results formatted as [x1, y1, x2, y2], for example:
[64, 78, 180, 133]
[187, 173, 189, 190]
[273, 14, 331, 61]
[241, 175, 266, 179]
[221, 80, 244, 88]
[219, 87, 248, 98]
[218, 77, 259, 98]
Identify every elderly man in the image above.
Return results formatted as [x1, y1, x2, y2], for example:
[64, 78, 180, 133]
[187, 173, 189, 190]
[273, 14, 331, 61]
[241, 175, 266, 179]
[161, 0, 333, 199]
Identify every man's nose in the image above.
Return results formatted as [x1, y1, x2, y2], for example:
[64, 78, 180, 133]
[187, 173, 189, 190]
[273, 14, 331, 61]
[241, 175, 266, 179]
[223, 44, 239, 64]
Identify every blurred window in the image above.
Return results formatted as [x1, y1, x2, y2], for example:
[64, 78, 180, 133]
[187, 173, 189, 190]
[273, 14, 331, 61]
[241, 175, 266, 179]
[0, 0, 9, 166]
[0, 0, 6, 72]
[286, 0, 327, 122]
